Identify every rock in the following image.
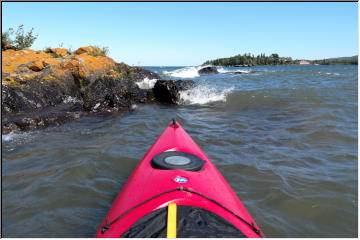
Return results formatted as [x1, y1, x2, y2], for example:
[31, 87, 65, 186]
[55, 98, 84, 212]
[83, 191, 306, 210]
[153, 80, 196, 104]
[27, 61, 45, 72]
[198, 66, 218, 75]
[1, 80, 74, 114]
[175, 80, 196, 91]
[63, 53, 116, 86]
[234, 64, 254, 67]
[49, 48, 70, 57]
[1, 46, 166, 132]
[113, 62, 161, 83]
[233, 70, 256, 74]
[82, 76, 155, 112]
[82, 77, 132, 111]
[153, 80, 178, 104]
[74, 46, 101, 55]
[2, 103, 84, 134]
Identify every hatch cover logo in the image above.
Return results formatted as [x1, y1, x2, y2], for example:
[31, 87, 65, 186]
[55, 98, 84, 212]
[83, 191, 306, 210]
[174, 176, 188, 183]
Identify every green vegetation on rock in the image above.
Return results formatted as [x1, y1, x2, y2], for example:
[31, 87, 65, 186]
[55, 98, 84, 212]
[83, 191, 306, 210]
[2, 24, 38, 50]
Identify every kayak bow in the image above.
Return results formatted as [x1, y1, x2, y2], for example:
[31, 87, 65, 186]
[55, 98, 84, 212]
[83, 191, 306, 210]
[95, 120, 264, 238]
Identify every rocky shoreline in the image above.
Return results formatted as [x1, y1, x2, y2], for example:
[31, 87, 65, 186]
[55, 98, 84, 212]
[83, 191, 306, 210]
[1, 46, 195, 134]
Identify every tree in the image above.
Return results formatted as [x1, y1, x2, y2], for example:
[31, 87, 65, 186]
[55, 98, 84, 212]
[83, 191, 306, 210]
[1, 25, 38, 50]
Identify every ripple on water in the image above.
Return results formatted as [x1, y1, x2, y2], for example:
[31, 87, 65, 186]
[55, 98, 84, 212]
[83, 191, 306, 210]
[2, 65, 358, 237]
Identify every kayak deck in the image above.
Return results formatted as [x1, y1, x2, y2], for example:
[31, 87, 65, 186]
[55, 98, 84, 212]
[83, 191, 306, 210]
[95, 120, 264, 238]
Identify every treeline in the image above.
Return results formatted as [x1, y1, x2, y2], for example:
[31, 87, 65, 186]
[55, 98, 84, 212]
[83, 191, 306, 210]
[310, 56, 358, 65]
[203, 53, 295, 66]
[204, 53, 358, 66]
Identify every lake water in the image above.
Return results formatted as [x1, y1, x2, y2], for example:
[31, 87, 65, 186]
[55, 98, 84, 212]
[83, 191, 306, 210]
[2, 65, 358, 237]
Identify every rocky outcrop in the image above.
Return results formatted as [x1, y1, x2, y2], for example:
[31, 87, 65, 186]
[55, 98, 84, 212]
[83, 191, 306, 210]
[82, 76, 154, 112]
[1, 46, 194, 133]
[198, 66, 218, 75]
[153, 80, 196, 104]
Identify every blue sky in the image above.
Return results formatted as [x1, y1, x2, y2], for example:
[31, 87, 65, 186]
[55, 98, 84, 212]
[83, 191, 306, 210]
[2, 2, 358, 66]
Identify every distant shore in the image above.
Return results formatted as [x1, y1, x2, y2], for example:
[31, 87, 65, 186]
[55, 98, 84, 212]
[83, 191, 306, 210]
[203, 53, 358, 67]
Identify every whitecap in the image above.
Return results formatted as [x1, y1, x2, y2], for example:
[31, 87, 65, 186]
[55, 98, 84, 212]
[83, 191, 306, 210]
[163, 66, 200, 78]
[2, 132, 29, 142]
[179, 85, 234, 105]
[217, 67, 232, 73]
[136, 77, 158, 89]
[234, 70, 251, 74]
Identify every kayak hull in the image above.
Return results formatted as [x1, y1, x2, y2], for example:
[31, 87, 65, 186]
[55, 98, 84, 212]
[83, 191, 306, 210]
[95, 121, 263, 238]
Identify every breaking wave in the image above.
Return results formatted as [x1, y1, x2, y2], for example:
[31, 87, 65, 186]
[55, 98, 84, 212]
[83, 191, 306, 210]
[163, 66, 254, 78]
[217, 67, 232, 73]
[2, 131, 33, 144]
[163, 66, 201, 78]
[136, 77, 158, 89]
[180, 85, 234, 105]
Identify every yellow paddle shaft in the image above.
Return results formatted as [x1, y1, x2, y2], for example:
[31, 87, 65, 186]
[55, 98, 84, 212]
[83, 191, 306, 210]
[166, 202, 177, 238]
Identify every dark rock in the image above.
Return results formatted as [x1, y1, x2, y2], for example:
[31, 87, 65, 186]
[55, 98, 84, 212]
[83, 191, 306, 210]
[82, 77, 131, 111]
[127, 83, 155, 103]
[2, 103, 84, 134]
[153, 80, 196, 104]
[2, 81, 70, 114]
[113, 63, 160, 83]
[132, 68, 160, 82]
[82, 76, 155, 112]
[234, 64, 254, 67]
[2, 64, 165, 133]
[233, 70, 256, 74]
[198, 66, 218, 75]
[175, 80, 197, 91]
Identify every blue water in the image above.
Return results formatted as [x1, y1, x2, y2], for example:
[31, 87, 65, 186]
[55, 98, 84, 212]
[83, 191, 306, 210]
[2, 65, 358, 237]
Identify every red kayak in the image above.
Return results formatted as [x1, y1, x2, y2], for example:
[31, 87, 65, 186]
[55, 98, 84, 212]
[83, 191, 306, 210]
[95, 120, 264, 238]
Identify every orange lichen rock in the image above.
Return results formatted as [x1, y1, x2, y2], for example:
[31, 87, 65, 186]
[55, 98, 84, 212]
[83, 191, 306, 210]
[50, 48, 70, 57]
[74, 53, 115, 79]
[2, 46, 116, 86]
[27, 61, 45, 72]
[74, 46, 101, 55]
[2, 49, 49, 74]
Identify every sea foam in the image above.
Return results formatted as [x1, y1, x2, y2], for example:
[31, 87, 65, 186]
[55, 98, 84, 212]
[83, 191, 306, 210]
[136, 77, 158, 89]
[163, 66, 201, 78]
[180, 85, 234, 105]
[2, 132, 30, 142]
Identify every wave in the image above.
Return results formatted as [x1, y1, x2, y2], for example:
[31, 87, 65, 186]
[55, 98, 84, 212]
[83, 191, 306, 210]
[163, 66, 256, 78]
[2, 131, 31, 142]
[217, 67, 232, 73]
[135, 77, 158, 89]
[180, 85, 234, 105]
[163, 66, 201, 78]
[317, 72, 340, 76]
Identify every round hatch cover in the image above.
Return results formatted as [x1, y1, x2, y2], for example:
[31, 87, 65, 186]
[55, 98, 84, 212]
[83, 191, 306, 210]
[164, 155, 191, 165]
[151, 151, 205, 171]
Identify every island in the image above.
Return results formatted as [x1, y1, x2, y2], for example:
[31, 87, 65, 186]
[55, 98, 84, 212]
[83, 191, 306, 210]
[203, 53, 358, 66]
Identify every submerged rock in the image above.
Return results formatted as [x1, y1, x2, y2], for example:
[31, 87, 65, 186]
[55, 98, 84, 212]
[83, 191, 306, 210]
[198, 66, 218, 75]
[153, 80, 196, 104]
[232, 70, 257, 74]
